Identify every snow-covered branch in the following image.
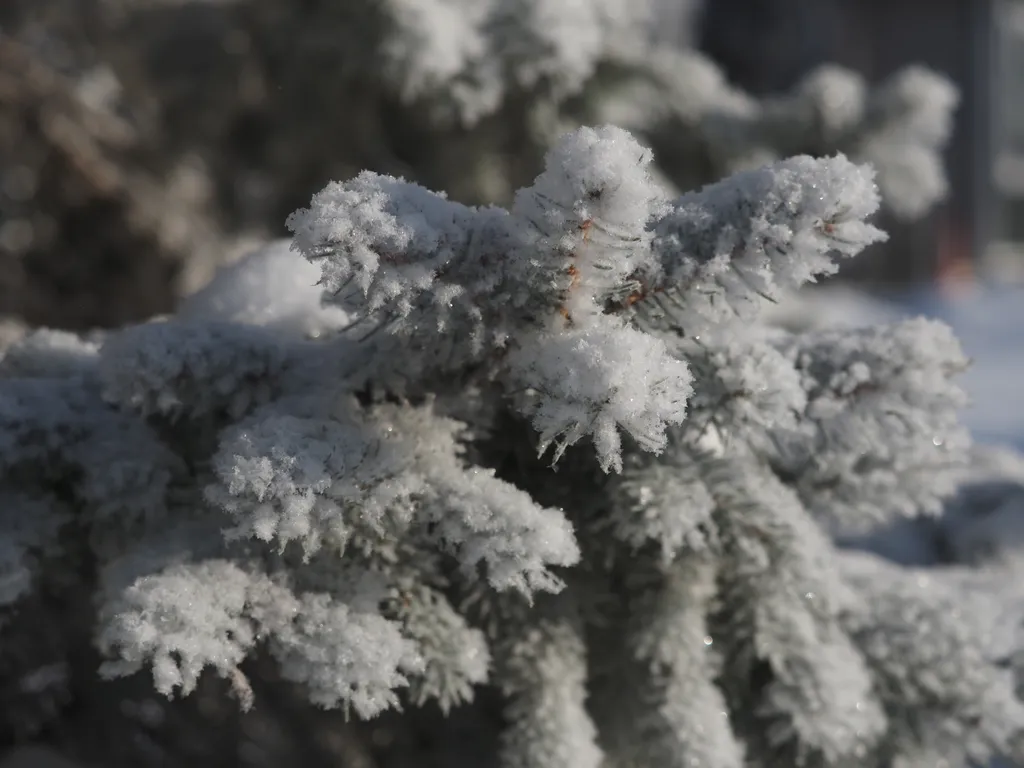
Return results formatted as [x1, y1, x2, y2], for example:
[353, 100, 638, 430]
[0, 122, 1014, 767]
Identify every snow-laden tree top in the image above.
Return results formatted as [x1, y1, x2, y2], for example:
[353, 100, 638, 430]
[1, 125, 1017, 768]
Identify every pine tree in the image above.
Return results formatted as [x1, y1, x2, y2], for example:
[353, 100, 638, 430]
[2, 123, 1022, 767]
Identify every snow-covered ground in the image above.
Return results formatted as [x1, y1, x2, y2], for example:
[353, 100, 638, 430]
[775, 284, 1024, 450]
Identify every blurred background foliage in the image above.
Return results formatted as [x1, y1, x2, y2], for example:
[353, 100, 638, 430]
[2, 0, 1011, 334]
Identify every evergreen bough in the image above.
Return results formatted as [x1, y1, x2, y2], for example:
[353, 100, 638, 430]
[2, 124, 1021, 767]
